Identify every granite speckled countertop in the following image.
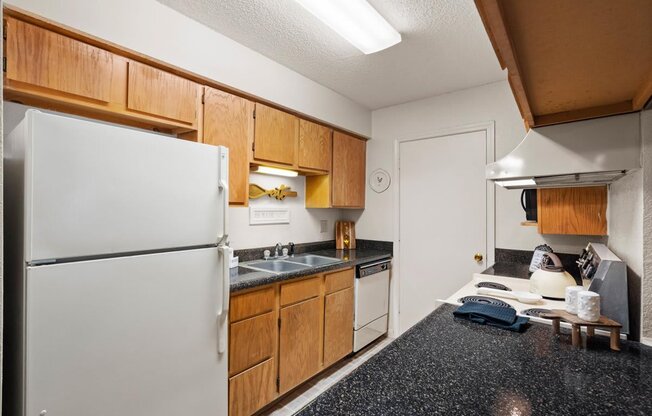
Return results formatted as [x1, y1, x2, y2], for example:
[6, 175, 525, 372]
[298, 304, 652, 416]
[230, 248, 392, 293]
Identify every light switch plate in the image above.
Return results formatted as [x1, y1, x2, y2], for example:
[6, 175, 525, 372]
[320, 220, 328, 233]
[249, 207, 290, 225]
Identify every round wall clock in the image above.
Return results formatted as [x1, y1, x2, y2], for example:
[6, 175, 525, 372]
[369, 168, 391, 193]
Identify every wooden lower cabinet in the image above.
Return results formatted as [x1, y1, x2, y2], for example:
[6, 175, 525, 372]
[323, 287, 354, 367]
[228, 268, 359, 415]
[278, 297, 322, 393]
[229, 358, 276, 416]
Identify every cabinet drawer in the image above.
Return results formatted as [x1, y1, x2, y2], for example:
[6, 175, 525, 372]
[280, 276, 321, 306]
[229, 312, 276, 376]
[325, 268, 354, 294]
[229, 358, 276, 416]
[230, 286, 275, 323]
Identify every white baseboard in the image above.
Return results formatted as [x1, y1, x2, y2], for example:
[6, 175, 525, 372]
[641, 337, 652, 346]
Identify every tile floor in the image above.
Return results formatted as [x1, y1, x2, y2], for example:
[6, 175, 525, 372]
[262, 337, 394, 415]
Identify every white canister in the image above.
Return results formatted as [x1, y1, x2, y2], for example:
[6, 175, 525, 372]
[565, 286, 585, 314]
[577, 291, 601, 322]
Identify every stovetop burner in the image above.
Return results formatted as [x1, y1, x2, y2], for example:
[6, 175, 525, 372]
[475, 281, 512, 291]
[457, 295, 511, 309]
[520, 308, 552, 318]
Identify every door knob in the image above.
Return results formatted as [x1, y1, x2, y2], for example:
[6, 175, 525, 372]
[474, 253, 484, 262]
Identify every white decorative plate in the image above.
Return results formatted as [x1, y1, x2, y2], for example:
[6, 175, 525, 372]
[369, 169, 391, 193]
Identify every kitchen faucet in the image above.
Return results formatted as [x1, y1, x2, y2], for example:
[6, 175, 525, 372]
[274, 242, 283, 258]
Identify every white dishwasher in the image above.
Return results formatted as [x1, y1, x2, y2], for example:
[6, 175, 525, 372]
[354, 259, 391, 352]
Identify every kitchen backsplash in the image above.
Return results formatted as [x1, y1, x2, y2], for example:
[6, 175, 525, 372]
[495, 248, 581, 278]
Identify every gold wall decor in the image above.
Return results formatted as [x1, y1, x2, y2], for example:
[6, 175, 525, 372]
[249, 184, 298, 200]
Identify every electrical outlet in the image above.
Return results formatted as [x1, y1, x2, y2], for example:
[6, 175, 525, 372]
[320, 220, 328, 233]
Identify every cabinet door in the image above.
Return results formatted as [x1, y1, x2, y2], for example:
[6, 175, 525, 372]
[203, 88, 254, 205]
[5, 17, 116, 103]
[127, 61, 200, 126]
[298, 119, 332, 171]
[323, 287, 354, 367]
[278, 297, 321, 393]
[332, 132, 366, 208]
[229, 358, 276, 416]
[253, 103, 298, 166]
[537, 186, 607, 235]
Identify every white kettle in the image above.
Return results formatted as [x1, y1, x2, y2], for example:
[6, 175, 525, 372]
[530, 253, 577, 299]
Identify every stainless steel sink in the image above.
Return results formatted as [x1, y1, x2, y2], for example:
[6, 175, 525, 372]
[289, 254, 342, 267]
[242, 260, 312, 274]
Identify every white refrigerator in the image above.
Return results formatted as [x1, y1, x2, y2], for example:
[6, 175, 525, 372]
[4, 110, 231, 416]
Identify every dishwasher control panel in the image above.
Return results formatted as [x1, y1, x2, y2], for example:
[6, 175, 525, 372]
[358, 260, 391, 278]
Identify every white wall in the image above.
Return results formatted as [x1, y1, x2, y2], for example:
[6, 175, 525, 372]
[229, 173, 341, 250]
[352, 80, 605, 254]
[609, 169, 644, 276]
[6, 0, 371, 137]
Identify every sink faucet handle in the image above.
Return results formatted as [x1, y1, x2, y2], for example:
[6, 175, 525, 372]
[288, 242, 295, 256]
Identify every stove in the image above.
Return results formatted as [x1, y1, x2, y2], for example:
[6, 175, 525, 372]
[443, 273, 572, 324]
[520, 308, 552, 318]
[475, 281, 511, 291]
[458, 295, 511, 309]
[442, 273, 623, 339]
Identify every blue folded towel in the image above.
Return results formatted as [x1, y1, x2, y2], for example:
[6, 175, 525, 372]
[453, 301, 529, 332]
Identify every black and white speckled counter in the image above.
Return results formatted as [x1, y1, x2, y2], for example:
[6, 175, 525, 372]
[298, 304, 652, 416]
[230, 248, 392, 293]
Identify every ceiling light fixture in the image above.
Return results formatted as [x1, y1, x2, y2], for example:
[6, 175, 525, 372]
[294, 0, 401, 54]
[254, 166, 299, 177]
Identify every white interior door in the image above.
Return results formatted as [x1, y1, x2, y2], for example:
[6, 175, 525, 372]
[25, 247, 227, 416]
[398, 126, 493, 332]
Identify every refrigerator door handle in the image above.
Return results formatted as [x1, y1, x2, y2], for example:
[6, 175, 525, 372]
[217, 245, 232, 354]
[217, 147, 229, 246]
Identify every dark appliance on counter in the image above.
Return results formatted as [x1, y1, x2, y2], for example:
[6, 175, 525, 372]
[521, 189, 537, 221]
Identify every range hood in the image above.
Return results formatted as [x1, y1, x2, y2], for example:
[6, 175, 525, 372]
[487, 112, 641, 189]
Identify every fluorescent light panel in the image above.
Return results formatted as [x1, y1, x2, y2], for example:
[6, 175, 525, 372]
[294, 0, 401, 54]
[255, 166, 299, 177]
[495, 178, 536, 188]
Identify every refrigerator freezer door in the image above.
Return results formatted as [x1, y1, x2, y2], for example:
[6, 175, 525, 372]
[17, 110, 228, 262]
[24, 248, 228, 416]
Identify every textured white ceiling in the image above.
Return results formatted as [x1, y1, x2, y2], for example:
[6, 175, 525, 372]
[158, 0, 506, 110]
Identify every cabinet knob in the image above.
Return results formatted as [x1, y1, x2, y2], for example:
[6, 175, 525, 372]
[474, 253, 484, 262]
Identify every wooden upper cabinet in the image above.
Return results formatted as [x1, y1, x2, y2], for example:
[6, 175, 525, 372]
[475, 0, 652, 127]
[253, 103, 298, 167]
[278, 297, 321, 394]
[332, 132, 366, 208]
[5, 17, 121, 104]
[537, 186, 607, 236]
[323, 287, 354, 367]
[127, 61, 200, 126]
[298, 119, 332, 172]
[203, 88, 254, 206]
